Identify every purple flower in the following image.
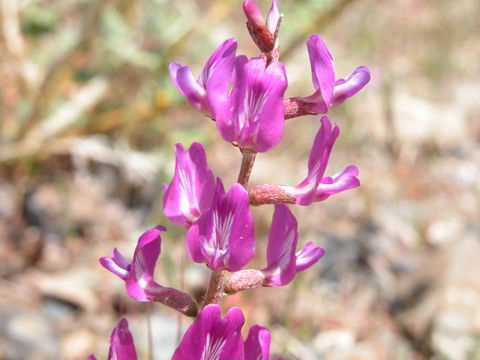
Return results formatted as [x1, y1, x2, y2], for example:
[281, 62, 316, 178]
[213, 57, 288, 153]
[261, 205, 324, 286]
[225, 205, 324, 293]
[282, 117, 360, 205]
[169, 39, 237, 116]
[163, 142, 216, 227]
[173, 304, 275, 360]
[172, 304, 245, 360]
[250, 117, 360, 206]
[310, 165, 360, 202]
[87, 318, 137, 360]
[186, 179, 255, 272]
[99, 226, 198, 317]
[294, 34, 370, 115]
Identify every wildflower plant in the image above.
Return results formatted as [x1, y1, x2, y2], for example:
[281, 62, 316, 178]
[92, 0, 370, 358]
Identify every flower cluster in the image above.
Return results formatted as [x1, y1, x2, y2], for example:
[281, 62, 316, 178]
[93, 0, 369, 359]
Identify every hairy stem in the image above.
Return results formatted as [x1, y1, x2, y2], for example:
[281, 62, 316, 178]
[176, 251, 187, 341]
[237, 148, 257, 187]
[146, 302, 154, 360]
[203, 270, 226, 306]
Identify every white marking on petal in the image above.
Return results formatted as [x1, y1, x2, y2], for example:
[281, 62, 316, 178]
[276, 229, 296, 270]
[238, 85, 268, 134]
[203, 210, 235, 265]
[201, 333, 227, 360]
[134, 251, 146, 282]
[178, 165, 199, 221]
[264, 229, 296, 278]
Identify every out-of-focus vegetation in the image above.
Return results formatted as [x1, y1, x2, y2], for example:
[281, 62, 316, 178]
[1, 0, 479, 359]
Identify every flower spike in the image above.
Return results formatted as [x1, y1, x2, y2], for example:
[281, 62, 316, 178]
[186, 179, 255, 272]
[100, 226, 198, 317]
[169, 38, 237, 117]
[163, 142, 216, 227]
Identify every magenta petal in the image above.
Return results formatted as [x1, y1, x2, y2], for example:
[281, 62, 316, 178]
[261, 205, 298, 286]
[201, 39, 237, 86]
[112, 248, 129, 269]
[305, 35, 334, 112]
[244, 325, 271, 360]
[243, 0, 265, 27]
[172, 305, 245, 360]
[215, 58, 288, 152]
[294, 116, 339, 205]
[295, 242, 325, 273]
[163, 142, 216, 227]
[170, 39, 237, 116]
[266, 0, 280, 34]
[99, 249, 129, 280]
[108, 318, 137, 360]
[187, 180, 255, 271]
[203, 39, 238, 106]
[331, 66, 371, 107]
[169, 63, 207, 113]
[125, 226, 167, 301]
[126, 226, 198, 315]
[313, 165, 360, 202]
[101, 227, 197, 316]
[86, 356, 97, 360]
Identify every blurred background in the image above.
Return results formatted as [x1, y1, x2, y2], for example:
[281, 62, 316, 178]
[0, 0, 479, 359]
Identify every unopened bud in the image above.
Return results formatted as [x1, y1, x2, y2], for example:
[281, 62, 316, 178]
[243, 0, 275, 53]
[243, 0, 264, 27]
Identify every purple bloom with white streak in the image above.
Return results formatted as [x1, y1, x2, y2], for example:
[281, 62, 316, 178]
[298, 34, 370, 114]
[186, 179, 255, 272]
[213, 57, 288, 153]
[163, 142, 215, 227]
[225, 205, 324, 293]
[87, 318, 137, 360]
[173, 304, 276, 360]
[169, 39, 237, 117]
[261, 205, 324, 286]
[281, 116, 360, 205]
[250, 117, 360, 206]
[99, 226, 198, 317]
[172, 304, 245, 360]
